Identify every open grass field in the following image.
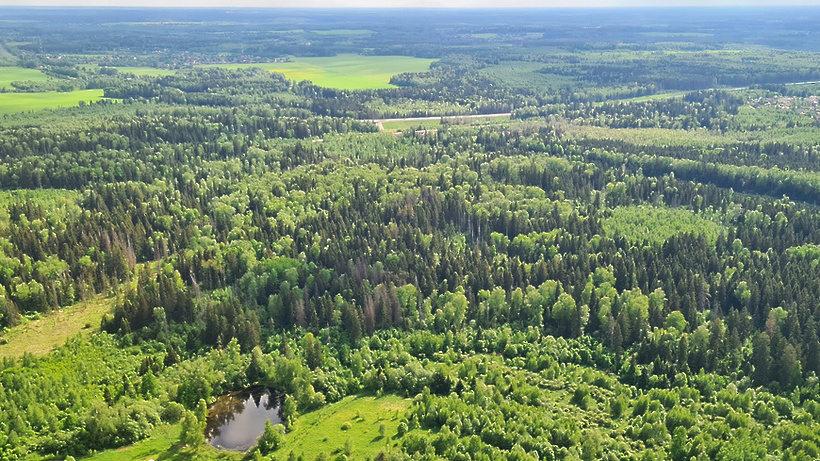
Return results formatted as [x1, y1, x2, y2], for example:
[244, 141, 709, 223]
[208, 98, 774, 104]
[274, 394, 411, 460]
[0, 66, 51, 89]
[0, 295, 113, 359]
[202, 54, 436, 90]
[0, 89, 105, 116]
[112, 66, 178, 77]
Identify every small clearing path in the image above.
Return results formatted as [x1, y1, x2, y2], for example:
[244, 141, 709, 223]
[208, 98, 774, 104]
[362, 112, 512, 130]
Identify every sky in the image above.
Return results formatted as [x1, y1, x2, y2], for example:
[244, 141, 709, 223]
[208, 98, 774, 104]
[2, 0, 820, 7]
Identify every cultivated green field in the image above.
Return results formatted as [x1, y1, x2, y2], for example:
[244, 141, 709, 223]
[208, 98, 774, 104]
[0, 89, 105, 116]
[0, 66, 51, 89]
[274, 394, 411, 460]
[202, 55, 436, 90]
[112, 66, 178, 76]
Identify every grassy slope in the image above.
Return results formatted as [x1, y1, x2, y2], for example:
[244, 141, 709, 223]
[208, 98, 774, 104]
[79, 425, 243, 461]
[0, 66, 51, 89]
[0, 89, 106, 116]
[202, 55, 435, 90]
[275, 394, 411, 460]
[0, 295, 113, 358]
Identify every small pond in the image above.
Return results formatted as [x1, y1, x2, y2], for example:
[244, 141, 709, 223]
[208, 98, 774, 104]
[205, 386, 282, 452]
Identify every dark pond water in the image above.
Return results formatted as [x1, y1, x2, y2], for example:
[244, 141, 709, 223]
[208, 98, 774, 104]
[205, 386, 282, 452]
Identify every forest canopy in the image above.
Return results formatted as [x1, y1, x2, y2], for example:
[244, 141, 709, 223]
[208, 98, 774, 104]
[2, 6, 820, 461]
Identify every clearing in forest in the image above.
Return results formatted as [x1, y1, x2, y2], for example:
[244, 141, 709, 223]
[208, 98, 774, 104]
[202, 55, 436, 90]
[276, 394, 411, 460]
[0, 295, 113, 359]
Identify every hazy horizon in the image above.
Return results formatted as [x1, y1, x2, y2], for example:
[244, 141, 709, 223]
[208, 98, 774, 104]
[1, 0, 819, 8]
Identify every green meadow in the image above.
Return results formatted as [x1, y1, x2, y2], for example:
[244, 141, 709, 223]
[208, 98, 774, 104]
[202, 54, 436, 90]
[0, 66, 51, 89]
[0, 89, 105, 116]
[0, 296, 112, 359]
[274, 394, 411, 460]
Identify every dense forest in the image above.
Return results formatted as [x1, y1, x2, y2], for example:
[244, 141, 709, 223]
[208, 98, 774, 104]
[2, 6, 820, 461]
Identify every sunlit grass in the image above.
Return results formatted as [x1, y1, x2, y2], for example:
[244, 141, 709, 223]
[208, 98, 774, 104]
[202, 55, 436, 90]
[0, 89, 106, 116]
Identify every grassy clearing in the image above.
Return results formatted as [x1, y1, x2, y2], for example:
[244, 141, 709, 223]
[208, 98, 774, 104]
[0, 66, 51, 89]
[603, 205, 726, 245]
[202, 55, 436, 90]
[566, 121, 820, 146]
[0, 89, 105, 116]
[382, 119, 442, 131]
[78, 425, 243, 461]
[275, 394, 411, 460]
[565, 124, 738, 147]
[0, 295, 113, 359]
[112, 66, 178, 77]
[382, 115, 511, 131]
[608, 91, 688, 103]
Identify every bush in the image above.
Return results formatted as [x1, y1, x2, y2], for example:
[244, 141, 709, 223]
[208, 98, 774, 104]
[257, 420, 286, 454]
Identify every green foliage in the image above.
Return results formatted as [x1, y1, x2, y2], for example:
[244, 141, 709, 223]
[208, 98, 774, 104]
[257, 420, 286, 454]
[6, 10, 820, 461]
[179, 410, 205, 448]
[604, 205, 725, 245]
